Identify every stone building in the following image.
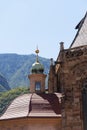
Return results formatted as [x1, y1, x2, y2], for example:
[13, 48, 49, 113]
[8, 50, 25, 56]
[0, 12, 87, 130]
[48, 12, 87, 130]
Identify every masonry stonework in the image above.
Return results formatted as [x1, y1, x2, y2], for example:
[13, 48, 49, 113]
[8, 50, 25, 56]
[53, 46, 87, 130]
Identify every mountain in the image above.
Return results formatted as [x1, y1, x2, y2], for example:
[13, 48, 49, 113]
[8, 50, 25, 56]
[0, 75, 10, 92]
[0, 54, 50, 90]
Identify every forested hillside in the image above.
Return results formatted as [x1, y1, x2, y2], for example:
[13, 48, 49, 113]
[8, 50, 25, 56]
[0, 54, 50, 90]
[0, 75, 10, 92]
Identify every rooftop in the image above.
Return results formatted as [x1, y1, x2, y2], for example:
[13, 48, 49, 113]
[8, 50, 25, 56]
[70, 12, 87, 48]
[0, 93, 62, 120]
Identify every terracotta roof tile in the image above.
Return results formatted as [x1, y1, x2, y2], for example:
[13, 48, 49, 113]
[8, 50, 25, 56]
[0, 93, 62, 120]
[29, 93, 62, 117]
[0, 94, 32, 120]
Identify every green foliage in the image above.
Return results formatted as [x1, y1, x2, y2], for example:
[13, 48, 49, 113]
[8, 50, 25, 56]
[0, 87, 29, 116]
[0, 85, 6, 92]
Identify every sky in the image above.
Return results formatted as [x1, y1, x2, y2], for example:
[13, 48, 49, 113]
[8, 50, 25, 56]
[0, 0, 87, 60]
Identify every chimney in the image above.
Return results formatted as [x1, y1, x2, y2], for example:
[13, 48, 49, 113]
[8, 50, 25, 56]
[50, 58, 54, 66]
[60, 42, 64, 51]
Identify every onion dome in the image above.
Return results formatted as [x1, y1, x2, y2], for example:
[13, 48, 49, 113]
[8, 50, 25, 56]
[31, 47, 44, 74]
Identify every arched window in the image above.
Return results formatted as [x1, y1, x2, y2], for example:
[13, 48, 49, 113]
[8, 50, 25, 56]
[82, 79, 87, 130]
[35, 81, 41, 92]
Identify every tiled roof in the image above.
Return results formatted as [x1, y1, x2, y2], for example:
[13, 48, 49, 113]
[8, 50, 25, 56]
[70, 12, 87, 48]
[29, 93, 61, 117]
[0, 93, 62, 120]
[0, 94, 32, 120]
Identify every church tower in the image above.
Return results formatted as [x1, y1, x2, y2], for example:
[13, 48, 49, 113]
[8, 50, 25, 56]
[28, 48, 47, 93]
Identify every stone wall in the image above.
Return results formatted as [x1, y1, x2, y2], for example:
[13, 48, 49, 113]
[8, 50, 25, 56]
[55, 46, 87, 130]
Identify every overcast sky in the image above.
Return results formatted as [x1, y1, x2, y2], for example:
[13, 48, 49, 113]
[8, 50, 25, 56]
[0, 0, 86, 60]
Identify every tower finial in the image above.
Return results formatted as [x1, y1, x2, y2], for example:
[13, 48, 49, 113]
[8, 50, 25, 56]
[35, 45, 39, 62]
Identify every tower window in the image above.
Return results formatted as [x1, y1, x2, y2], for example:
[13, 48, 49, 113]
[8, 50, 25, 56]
[35, 82, 41, 91]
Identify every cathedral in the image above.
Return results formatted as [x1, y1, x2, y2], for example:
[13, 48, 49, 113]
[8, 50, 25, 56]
[0, 12, 87, 130]
[50, 12, 87, 130]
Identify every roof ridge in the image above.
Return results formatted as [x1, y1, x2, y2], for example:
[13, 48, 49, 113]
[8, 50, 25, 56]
[70, 11, 87, 48]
